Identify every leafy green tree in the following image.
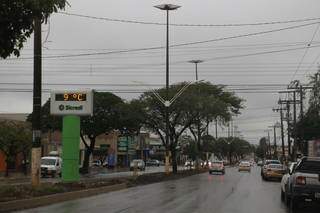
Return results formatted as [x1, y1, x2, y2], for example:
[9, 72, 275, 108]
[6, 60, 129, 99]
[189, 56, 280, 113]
[187, 82, 243, 167]
[80, 92, 124, 173]
[210, 137, 253, 164]
[138, 82, 199, 173]
[293, 72, 320, 143]
[255, 137, 268, 159]
[0, 120, 32, 176]
[183, 140, 198, 162]
[0, 0, 68, 58]
[138, 82, 243, 173]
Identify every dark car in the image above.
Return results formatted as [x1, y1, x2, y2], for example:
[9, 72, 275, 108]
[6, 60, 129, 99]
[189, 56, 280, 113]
[283, 157, 320, 212]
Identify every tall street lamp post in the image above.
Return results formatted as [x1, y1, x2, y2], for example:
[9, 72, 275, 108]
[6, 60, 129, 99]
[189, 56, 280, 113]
[154, 4, 180, 174]
[188, 60, 203, 81]
[188, 59, 204, 169]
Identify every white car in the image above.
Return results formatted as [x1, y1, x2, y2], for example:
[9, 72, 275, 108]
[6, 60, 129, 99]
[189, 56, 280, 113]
[280, 162, 297, 202]
[41, 156, 62, 178]
[130, 159, 145, 171]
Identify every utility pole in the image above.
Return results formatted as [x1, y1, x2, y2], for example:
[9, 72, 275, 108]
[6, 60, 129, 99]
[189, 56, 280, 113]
[286, 102, 291, 159]
[31, 17, 42, 187]
[299, 85, 307, 156]
[264, 129, 272, 158]
[268, 123, 280, 159]
[273, 105, 286, 162]
[293, 91, 297, 160]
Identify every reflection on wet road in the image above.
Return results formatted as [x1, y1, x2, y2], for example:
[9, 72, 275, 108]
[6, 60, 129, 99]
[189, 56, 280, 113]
[18, 167, 318, 213]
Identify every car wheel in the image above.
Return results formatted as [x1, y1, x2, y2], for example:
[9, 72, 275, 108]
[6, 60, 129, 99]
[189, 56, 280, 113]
[284, 192, 290, 206]
[281, 190, 285, 202]
[209, 171, 212, 175]
[289, 196, 299, 213]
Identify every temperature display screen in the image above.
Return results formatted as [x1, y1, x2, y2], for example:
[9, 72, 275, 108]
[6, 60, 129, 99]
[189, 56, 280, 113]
[55, 93, 87, 101]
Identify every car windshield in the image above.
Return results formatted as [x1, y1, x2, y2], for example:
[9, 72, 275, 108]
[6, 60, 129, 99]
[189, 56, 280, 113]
[268, 164, 283, 169]
[212, 161, 223, 164]
[266, 160, 280, 165]
[41, 159, 56, 166]
[296, 160, 320, 173]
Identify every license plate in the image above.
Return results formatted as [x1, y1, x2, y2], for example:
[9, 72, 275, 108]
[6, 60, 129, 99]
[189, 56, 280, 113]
[315, 193, 320, 199]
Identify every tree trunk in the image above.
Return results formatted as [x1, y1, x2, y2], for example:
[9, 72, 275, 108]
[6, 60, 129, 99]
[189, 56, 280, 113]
[171, 148, 178, 174]
[196, 121, 202, 169]
[81, 136, 96, 174]
[22, 152, 27, 175]
[5, 159, 9, 177]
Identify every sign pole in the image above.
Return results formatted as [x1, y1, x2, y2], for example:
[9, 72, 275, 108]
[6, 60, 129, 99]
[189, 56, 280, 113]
[62, 115, 80, 182]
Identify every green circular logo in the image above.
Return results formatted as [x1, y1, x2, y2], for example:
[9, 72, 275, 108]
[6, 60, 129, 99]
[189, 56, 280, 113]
[59, 105, 65, 111]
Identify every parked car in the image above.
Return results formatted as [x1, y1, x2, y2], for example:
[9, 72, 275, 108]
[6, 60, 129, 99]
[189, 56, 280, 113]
[261, 159, 281, 177]
[262, 163, 286, 181]
[238, 161, 251, 172]
[257, 160, 263, 166]
[281, 162, 297, 201]
[92, 160, 102, 167]
[184, 160, 195, 169]
[282, 157, 320, 212]
[209, 160, 225, 174]
[130, 159, 145, 171]
[146, 159, 160, 167]
[41, 156, 62, 178]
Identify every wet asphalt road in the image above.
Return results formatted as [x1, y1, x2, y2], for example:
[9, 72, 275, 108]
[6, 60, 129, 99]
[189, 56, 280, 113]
[17, 166, 318, 213]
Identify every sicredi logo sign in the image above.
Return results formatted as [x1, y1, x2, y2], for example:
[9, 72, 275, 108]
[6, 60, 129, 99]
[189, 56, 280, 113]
[50, 90, 93, 116]
[58, 105, 84, 111]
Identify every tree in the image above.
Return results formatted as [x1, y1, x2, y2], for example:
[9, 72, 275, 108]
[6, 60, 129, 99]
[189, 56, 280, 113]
[138, 83, 199, 173]
[255, 137, 268, 159]
[0, 0, 67, 58]
[187, 82, 243, 167]
[209, 137, 253, 164]
[293, 72, 320, 142]
[138, 81, 243, 173]
[0, 120, 32, 176]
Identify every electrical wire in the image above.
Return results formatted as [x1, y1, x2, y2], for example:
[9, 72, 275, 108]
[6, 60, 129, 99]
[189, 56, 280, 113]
[4, 21, 319, 60]
[290, 23, 320, 81]
[58, 12, 320, 27]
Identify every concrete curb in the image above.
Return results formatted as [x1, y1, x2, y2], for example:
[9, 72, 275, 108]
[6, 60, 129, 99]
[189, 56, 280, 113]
[0, 183, 127, 212]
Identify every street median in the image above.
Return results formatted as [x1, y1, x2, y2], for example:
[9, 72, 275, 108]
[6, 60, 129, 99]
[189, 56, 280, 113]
[0, 169, 206, 212]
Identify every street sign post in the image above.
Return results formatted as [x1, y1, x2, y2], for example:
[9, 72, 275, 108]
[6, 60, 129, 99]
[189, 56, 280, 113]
[50, 90, 93, 182]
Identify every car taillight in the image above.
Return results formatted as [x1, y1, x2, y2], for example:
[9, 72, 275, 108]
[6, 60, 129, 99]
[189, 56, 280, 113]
[296, 176, 306, 185]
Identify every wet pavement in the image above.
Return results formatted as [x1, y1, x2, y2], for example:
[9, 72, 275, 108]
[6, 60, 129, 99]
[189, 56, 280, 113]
[17, 166, 318, 213]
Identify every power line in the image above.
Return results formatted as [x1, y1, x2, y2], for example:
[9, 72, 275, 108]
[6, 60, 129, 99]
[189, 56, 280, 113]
[58, 12, 320, 27]
[290, 23, 320, 81]
[205, 44, 320, 62]
[4, 21, 319, 60]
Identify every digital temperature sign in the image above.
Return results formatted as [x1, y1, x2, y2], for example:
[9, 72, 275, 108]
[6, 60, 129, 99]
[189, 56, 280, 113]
[55, 93, 87, 102]
[50, 90, 93, 116]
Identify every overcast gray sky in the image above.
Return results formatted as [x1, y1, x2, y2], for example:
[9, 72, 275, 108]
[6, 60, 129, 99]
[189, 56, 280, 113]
[1, 0, 320, 144]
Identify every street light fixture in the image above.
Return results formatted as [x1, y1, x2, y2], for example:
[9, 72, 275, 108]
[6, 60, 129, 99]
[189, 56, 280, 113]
[188, 60, 204, 81]
[154, 3, 180, 174]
